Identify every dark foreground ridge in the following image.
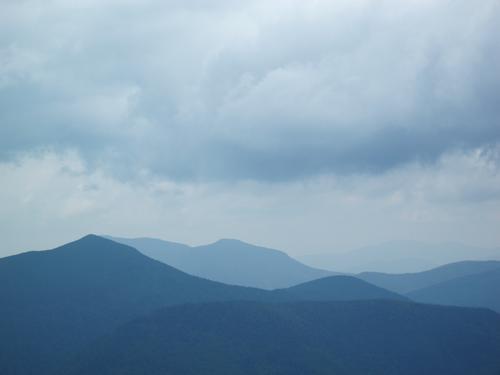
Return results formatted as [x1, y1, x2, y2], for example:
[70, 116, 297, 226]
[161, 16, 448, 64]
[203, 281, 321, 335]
[68, 300, 500, 375]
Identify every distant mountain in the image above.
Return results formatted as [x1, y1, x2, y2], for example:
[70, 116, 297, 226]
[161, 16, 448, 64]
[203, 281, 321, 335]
[276, 275, 408, 302]
[0, 235, 404, 375]
[108, 236, 336, 289]
[408, 268, 500, 312]
[358, 260, 500, 294]
[67, 300, 500, 375]
[299, 241, 500, 273]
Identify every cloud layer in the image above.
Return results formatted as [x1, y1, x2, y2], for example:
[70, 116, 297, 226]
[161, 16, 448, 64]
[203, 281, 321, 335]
[1, 0, 499, 181]
[1, 147, 499, 256]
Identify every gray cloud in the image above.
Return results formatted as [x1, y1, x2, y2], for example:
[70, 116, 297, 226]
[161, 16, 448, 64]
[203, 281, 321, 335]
[1, 0, 499, 182]
[1, 147, 500, 257]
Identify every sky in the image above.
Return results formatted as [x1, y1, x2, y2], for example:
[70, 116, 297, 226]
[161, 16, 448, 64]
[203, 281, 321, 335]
[1, 0, 500, 257]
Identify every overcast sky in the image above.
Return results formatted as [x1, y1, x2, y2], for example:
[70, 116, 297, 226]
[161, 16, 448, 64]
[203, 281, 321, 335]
[1, 0, 499, 257]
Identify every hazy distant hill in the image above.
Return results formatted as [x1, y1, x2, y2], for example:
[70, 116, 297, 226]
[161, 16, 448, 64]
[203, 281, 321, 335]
[299, 241, 500, 273]
[108, 236, 335, 289]
[67, 300, 500, 375]
[358, 260, 500, 294]
[277, 275, 408, 302]
[0, 235, 403, 375]
[408, 268, 500, 312]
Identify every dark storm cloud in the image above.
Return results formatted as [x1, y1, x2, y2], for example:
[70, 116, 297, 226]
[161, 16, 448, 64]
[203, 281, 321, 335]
[1, 0, 499, 181]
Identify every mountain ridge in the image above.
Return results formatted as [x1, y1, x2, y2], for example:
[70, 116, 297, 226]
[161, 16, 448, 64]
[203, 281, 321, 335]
[407, 268, 500, 312]
[107, 235, 337, 289]
[0, 234, 405, 375]
[358, 260, 500, 294]
[66, 300, 500, 375]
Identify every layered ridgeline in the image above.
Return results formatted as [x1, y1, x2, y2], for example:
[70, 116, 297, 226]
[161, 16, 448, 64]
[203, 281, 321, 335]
[2, 235, 500, 375]
[0, 235, 405, 375]
[299, 241, 500, 273]
[408, 268, 500, 313]
[68, 301, 500, 375]
[358, 260, 500, 294]
[276, 275, 407, 302]
[107, 236, 336, 289]
[357, 261, 500, 312]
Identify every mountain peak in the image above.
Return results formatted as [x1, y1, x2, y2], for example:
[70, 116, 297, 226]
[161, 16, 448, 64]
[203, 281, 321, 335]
[284, 275, 408, 302]
[109, 236, 335, 289]
[65, 234, 118, 248]
[50, 234, 143, 259]
[79, 233, 105, 242]
[213, 238, 247, 246]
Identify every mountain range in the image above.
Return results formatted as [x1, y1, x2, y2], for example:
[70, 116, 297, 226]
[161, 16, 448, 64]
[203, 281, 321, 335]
[356, 260, 500, 312]
[107, 236, 336, 289]
[358, 260, 500, 293]
[408, 268, 500, 312]
[107, 236, 500, 313]
[0, 235, 403, 375]
[2, 235, 500, 374]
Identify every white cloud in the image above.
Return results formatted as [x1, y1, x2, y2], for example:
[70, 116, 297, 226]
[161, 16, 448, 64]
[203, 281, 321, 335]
[1, 147, 499, 256]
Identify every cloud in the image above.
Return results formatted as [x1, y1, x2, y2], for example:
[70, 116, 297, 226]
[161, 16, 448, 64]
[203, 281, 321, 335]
[1, 146, 499, 256]
[1, 0, 499, 181]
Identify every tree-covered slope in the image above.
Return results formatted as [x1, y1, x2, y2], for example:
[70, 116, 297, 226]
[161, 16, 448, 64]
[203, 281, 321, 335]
[68, 300, 500, 375]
